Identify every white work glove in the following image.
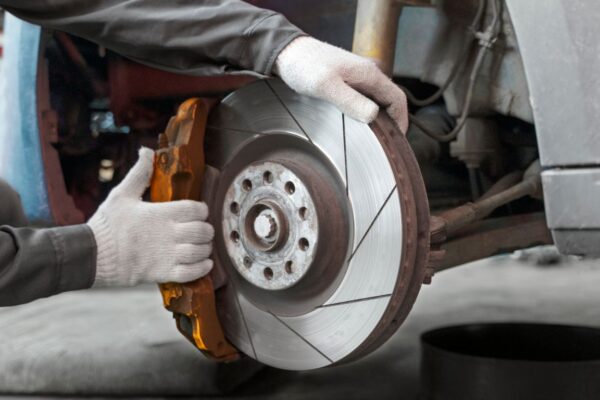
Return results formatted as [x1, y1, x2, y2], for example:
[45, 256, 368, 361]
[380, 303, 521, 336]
[274, 36, 409, 133]
[88, 147, 214, 287]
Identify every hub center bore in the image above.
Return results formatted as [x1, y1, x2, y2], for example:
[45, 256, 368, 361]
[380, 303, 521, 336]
[253, 211, 277, 240]
[222, 161, 319, 291]
[245, 201, 287, 251]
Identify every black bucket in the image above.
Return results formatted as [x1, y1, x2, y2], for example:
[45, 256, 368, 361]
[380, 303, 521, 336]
[420, 323, 600, 400]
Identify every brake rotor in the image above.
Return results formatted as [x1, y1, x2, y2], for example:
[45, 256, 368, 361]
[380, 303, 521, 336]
[205, 79, 430, 370]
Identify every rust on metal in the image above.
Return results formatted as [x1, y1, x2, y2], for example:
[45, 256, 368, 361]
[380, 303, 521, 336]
[432, 213, 553, 272]
[352, 0, 402, 76]
[36, 52, 85, 225]
[351, 0, 434, 76]
[150, 98, 239, 362]
[344, 111, 431, 362]
[435, 164, 543, 238]
[108, 60, 255, 129]
[425, 162, 549, 276]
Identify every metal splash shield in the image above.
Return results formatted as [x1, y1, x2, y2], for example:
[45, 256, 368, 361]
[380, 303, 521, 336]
[205, 79, 430, 370]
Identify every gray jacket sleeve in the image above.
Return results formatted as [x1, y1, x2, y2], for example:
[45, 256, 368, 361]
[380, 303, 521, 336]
[0, 225, 96, 306]
[1, 0, 305, 76]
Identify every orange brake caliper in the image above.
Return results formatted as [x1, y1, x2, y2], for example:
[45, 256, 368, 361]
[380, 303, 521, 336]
[149, 98, 239, 362]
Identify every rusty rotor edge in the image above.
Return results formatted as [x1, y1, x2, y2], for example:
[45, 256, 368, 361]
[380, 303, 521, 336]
[340, 111, 431, 363]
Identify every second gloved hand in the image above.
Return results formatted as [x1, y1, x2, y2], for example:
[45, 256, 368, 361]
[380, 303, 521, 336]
[274, 36, 409, 133]
[88, 147, 214, 287]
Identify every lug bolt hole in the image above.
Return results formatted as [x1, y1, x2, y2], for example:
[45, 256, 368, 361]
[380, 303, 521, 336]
[243, 256, 252, 268]
[230, 230, 240, 243]
[264, 267, 274, 280]
[263, 171, 273, 184]
[299, 207, 308, 220]
[285, 261, 293, 274]
[299, 238, 309, 251]
[230, 202, 240, 215]
[242, 179, 253, 191]
[285, 181, 296, 194]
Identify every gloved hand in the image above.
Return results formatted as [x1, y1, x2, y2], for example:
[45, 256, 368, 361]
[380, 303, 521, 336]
[274, 36, 409, 133]
[88, 147, 214, 287]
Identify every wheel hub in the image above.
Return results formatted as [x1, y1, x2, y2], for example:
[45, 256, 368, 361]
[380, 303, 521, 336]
[223, 161, 318, 290]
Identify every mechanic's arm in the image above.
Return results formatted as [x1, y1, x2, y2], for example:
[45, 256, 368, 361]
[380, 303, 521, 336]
[1, 0, 301, 77]
[0, 225, 95, 306]
[1, 0, 408, 130]
[0, 149, 213, 307]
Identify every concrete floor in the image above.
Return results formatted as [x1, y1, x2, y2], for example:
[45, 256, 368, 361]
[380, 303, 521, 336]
[1, 247, 599, 399]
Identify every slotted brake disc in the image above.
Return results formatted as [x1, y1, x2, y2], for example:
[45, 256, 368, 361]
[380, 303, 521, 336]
[205, 79, 430, 370]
